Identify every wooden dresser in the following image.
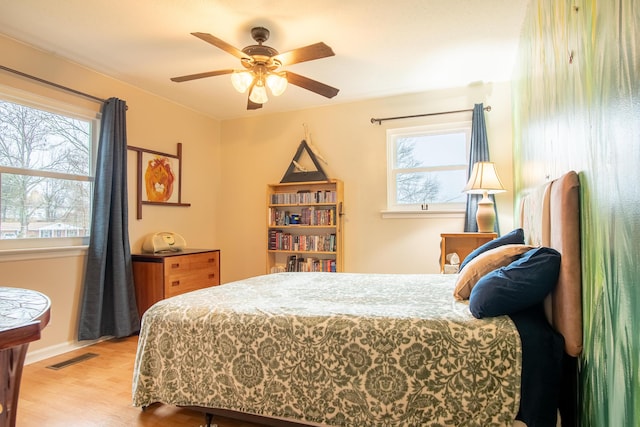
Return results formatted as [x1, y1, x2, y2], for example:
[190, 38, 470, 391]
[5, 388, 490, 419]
[132, 249, 220, 316]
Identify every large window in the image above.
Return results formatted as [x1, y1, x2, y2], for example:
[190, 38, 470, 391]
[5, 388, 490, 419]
[0, 91, 99, 249]
[387, 122, 470, 213]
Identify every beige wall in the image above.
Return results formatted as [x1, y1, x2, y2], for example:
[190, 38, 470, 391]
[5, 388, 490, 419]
[219, 82, 514, 282]
[0, 34, 514, 361]
[0, 35, 222, 361]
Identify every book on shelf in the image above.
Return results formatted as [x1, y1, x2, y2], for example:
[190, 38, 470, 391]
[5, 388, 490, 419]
[268, 231, 336, 252]
[270, 190, 337, 205]
[269, 207, 337, 227]
[287, 255, 297, 272]
[283, 254, 336, 272]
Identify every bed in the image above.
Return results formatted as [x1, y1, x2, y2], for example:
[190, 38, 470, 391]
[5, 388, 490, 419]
[132, 171, 582, 427]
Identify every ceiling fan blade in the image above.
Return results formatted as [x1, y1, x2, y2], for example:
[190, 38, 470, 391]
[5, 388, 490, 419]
[170, 69, 234, 82]
[247, 97, 263, 110]
[275, 42, 335, 66]
[191, 32, 251, 60]
[285, 71, 339, 98]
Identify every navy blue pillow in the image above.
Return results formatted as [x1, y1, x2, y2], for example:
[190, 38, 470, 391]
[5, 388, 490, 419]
[459, 228, 525, 271]
[469, 247, 561, 319]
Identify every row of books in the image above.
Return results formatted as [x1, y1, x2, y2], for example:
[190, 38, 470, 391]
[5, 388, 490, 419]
[286, 255, 337, 272]
[299, 207, 335, 226]
[270, 190, 337, 205]
[268, 207, 336, 226]
[268, 230, 337, 252]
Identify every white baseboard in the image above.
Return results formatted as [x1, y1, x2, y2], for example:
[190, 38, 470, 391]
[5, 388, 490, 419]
[25, 337, 111, 365]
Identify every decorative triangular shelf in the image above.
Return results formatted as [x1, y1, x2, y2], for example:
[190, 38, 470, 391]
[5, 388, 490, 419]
[280, 140, 329, 183]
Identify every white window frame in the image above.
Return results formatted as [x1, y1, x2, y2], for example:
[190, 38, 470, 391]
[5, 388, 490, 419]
[384, 122, 471, 218]
[0, 85, 100, 253]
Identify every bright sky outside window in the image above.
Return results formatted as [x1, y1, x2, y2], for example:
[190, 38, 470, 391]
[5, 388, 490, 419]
[387, 122, 470, 212]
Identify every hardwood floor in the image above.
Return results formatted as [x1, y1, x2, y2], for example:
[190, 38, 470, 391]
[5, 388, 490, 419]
[18, 336, 261, 427]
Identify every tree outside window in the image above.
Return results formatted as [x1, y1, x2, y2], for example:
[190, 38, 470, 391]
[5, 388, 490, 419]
[0, 98, 96, 243]
[387, 123, 470, 212]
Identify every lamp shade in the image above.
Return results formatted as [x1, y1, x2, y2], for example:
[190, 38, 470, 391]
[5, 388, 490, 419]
[249, 81, 269, 104]
[231, 71, 254, 93]
[463, 162, 506, 194]
[464, 161, 505, 232]
[266, 73, 288, 96]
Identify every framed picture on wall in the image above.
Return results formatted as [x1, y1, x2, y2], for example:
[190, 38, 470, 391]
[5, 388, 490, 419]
[140, 150, 180, 203]
[127, 143, 190, 219]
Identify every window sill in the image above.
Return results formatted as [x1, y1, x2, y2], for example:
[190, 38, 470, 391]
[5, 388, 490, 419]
[381, 210, 465, 219]
[0, 245, 88, 262]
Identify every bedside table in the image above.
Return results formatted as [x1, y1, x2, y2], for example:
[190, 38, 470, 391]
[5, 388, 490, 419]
[440, 232, 497, 273]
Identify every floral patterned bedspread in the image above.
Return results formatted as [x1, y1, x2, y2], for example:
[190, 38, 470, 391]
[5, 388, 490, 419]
[132, 272, 521, 426]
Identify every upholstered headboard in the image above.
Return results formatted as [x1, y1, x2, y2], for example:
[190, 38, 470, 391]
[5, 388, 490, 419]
[520, 171, 582, 357]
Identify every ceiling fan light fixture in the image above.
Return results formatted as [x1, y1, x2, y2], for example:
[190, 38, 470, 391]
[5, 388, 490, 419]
[249, 80, 269, 104]
[231, 71, 253, 93]
[266, 73, 288, 96]
[172, 28, 339, 110]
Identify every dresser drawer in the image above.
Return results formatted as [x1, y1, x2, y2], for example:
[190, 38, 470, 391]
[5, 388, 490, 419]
[132, 249, 221, 315]
[186, 251, 219, 272]
[165, 270, 218, 297]
[164, 252, 219, 273]
[163, 252, 220, 297]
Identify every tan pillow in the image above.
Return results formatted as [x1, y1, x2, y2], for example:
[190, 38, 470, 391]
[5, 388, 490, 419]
[453, 244, 536, 300]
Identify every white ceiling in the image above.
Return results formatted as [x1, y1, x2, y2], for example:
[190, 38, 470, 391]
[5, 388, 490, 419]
[0, 0, 529, 120]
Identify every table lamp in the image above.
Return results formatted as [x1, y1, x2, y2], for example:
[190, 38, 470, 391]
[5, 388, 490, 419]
[463, 161, 506, 232]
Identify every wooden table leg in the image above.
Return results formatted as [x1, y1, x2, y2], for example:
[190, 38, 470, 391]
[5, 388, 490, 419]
[0, 343, 29, 427]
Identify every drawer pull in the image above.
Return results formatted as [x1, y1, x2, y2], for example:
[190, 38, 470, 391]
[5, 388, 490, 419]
[208, 274, 216, 279]
[171, 263, 180, 269]
[171, 280, 180, 287]
[207, 258, 216, 263]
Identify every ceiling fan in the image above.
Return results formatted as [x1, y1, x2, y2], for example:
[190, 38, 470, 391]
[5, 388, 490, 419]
[171, 27, 340, 110]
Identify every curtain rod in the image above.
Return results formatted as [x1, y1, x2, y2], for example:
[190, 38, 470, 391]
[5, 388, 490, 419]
[370, 105, 491, 125]
[0, 64, 106, 104]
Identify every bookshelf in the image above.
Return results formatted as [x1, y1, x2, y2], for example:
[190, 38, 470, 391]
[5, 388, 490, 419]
[267, 179, 344, 273]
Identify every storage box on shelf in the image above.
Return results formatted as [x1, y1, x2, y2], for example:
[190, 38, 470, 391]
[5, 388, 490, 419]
[267, 180, 343, 273]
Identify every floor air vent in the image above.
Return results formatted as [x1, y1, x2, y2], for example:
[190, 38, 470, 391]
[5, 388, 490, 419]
[46, 352, 98, 370]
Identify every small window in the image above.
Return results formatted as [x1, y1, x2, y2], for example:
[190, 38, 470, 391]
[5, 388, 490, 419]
[0, 90, 99, 249]
[386, 122, 470, 212]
